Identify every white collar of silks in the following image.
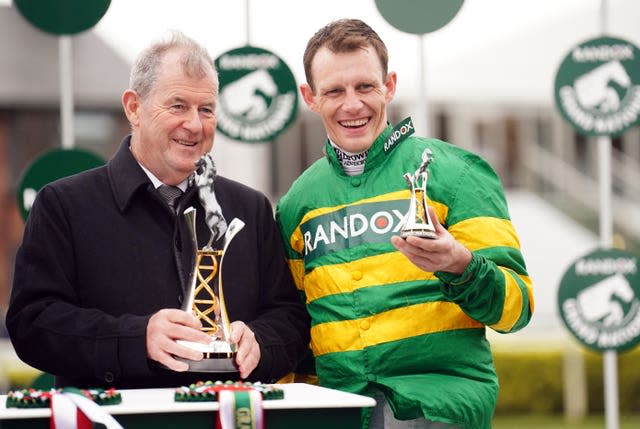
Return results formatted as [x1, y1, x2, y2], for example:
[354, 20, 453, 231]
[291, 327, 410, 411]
[50, 387, 264, 429]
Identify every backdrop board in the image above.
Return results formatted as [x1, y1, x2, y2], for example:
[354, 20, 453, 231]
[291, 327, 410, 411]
[17, 148, 105, 221]
[554, 36, 640, 137]
[215, 46, 298, 143]
[14, 0, 111, 35]
[558, 248, 640, 353]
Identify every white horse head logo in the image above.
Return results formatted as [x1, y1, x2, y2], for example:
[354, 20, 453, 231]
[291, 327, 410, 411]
[574, 61, 631, 113]
[577, 273, 635, 327]
[219, 69, 278, 121]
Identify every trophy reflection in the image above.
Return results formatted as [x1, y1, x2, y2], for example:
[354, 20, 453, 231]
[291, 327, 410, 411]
[176, 155, 245, 372]
[400, 148, 437, 239]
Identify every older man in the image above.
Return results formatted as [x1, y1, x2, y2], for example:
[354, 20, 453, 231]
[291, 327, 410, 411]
[8, 31, 309, 389]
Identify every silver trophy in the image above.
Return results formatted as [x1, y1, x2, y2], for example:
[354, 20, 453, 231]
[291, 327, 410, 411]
[176, 154, 245, 372]
[400, 148, 437, 239]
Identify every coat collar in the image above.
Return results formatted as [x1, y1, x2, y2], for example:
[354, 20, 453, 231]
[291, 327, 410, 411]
[107, 135, 156, 213]
[108, 136, 199, 214]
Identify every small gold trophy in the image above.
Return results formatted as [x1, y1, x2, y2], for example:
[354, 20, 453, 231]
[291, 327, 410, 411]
[400, 148, 437, 239]
[176, 155, 245, 372]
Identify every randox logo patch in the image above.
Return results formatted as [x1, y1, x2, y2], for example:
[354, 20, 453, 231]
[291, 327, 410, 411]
[383, 117, 415, 154]
[300, 199, 409, 262]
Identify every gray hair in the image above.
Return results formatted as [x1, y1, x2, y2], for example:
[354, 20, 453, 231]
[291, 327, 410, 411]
[129, 30, 218, 101]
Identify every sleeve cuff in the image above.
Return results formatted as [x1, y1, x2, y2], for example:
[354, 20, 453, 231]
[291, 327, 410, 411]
[435, 252, 480, 286]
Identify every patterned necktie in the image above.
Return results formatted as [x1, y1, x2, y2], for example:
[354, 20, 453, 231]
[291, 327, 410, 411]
[157, 185, 183, 209]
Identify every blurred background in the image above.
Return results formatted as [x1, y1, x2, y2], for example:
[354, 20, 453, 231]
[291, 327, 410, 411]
[0, 0, 639, 426]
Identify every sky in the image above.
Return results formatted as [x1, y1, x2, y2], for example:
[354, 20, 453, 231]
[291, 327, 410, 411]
[4, 0, 639, 106]
[90, 0, 639, 107]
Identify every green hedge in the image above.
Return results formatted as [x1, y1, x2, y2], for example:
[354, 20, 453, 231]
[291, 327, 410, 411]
[494, 347, 640, 415]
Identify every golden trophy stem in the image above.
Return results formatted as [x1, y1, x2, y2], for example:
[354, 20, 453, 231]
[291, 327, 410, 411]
[194, 250, 223, 338]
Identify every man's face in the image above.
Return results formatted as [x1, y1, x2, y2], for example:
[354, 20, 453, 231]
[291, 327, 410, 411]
[300, 46, 396, 153]
[124, 50, 217, 185]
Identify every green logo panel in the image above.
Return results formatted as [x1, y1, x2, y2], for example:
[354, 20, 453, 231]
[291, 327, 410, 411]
[554, 36, 640, 137]
[215, 46, 298, 143]
[375, 0, 464, 35]
[17, 148, 105, 221]
[14, 0, 110, 35]
[558, 248, 640, 352]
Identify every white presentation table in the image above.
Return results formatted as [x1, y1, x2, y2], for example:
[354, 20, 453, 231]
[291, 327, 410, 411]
[0, 383, 376, 428]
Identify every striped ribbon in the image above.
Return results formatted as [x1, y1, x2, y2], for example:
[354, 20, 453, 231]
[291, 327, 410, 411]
[50, 388, 123, 429]
[217, 390, 264, 429]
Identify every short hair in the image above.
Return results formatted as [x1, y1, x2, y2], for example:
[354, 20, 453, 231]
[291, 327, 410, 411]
[303, 19, 389, 92]
[129, 30, 219, 101]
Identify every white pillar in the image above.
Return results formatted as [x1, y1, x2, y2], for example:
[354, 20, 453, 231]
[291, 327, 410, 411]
[212, 134, 271, 198]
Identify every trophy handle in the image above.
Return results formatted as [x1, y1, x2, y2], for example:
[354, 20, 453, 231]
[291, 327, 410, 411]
[217, 218, 245, 343]
[182, 207, 199, 312]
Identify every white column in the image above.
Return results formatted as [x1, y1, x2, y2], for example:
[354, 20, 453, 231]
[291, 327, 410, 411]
[212, 134, 271, 198]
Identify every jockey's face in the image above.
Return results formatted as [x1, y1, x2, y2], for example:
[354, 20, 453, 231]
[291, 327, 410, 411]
[123, 49, 217, 185]
[300, 46, 396, 154]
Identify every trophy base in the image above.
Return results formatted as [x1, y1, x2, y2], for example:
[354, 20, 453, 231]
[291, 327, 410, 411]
[175, 354, 238, 372]
[400, 228, 437, 239]
[175, 340, 238, 372]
